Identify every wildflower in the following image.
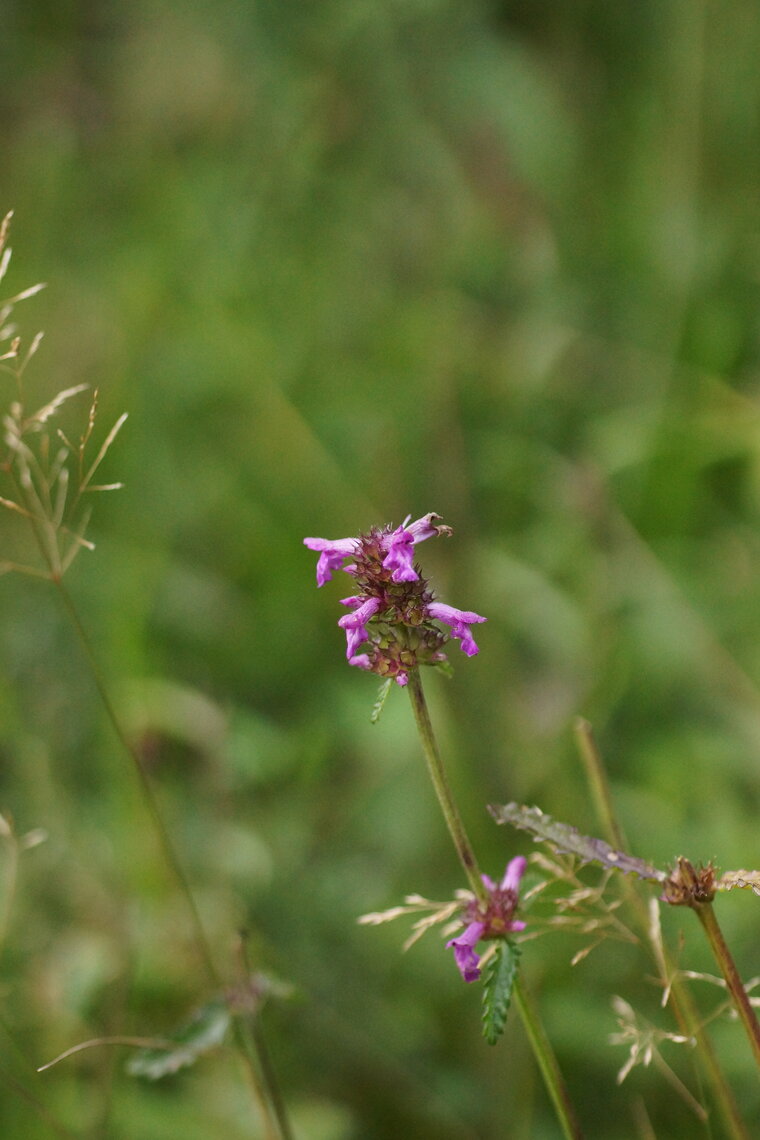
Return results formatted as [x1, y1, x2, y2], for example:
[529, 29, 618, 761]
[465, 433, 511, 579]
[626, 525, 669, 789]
[304, 514, 485, 684]
[338, 595, 383, 657]
[447, 856, 527, 983]
[426, 602, 486, 657]
[302, 536, 359, 588]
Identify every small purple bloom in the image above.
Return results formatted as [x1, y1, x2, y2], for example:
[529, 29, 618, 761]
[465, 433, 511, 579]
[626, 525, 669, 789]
[447, 921, 486, 983]
[381, 527, 418, 583]
[338, 595, 383, 657]
[305, 514, 483, 682]
[380, 513, 449, 584]
[483, 855, 527, 896]
[447, 856, 527, 983]
[303, 536, 359, 587]
[426, 602, 486, 657]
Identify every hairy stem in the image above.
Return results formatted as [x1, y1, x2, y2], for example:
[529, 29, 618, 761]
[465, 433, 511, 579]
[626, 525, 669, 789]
[406, 669, 484, 898]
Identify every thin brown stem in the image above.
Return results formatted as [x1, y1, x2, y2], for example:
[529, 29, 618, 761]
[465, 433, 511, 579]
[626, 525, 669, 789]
[694, 902, 760, 1071]
[574, 721, 750, 1140]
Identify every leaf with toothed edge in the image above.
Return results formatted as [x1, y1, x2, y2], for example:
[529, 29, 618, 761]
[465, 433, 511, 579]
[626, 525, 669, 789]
[370, 678, 393, 723]
[482, 940, 520, 1045]
[126, 999, 231, 1080]
[489, 803, 666, 883]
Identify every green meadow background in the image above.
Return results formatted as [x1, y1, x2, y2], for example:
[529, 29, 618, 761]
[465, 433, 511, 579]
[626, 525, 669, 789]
[3, 1, 760, 1136]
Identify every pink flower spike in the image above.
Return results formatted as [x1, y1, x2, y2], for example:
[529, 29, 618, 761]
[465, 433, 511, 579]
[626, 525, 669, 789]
[426, 602, 486, 656]
[304, 536, 359, 586]
[447, 921, 486, 983]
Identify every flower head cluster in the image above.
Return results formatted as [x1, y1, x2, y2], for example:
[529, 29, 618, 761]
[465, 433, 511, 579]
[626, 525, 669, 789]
[446, 856, 527, 982]
[304, 513, 486, 685]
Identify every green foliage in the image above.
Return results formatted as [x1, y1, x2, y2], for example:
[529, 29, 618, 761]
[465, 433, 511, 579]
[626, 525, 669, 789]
[3, 0, 760, 1135]
[482, 941, 520, 1046]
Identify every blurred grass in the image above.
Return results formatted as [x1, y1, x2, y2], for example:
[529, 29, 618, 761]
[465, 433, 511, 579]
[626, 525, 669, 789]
[3, 0, 760, 1135]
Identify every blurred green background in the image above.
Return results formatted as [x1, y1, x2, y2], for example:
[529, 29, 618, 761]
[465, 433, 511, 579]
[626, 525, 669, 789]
[3, 0, 760, 1135]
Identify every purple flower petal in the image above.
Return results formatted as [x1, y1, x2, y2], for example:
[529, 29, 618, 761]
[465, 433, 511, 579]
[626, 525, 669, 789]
[446, 921, 486, 983]
[304, 536, 359, 586]
[381, 527, 418, 583]
[338, 595, 383, 658]
[380, 514, 448, 583]
[501, 855, 527, 893]
[402, 512, 449, 543]
[426, 602, 487, 656]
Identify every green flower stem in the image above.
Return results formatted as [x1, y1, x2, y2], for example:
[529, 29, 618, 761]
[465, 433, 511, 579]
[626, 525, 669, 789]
[694, 901, 760, 1072]
[406, 669, 484, 898]
[513, 978, 584, 1140]
[574, 720, 750, 1140]
[407, 669, 583, 1137]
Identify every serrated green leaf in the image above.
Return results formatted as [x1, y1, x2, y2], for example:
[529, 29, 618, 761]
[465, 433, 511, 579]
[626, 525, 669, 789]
[482, 941, 520, 1045]
[126, 999, 231, 1080]
[370, 678, 393, 723]
[489, 802, 666, 883]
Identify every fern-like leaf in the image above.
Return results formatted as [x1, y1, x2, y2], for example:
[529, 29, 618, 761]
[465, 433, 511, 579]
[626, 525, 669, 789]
[482, 941, 520, 1045]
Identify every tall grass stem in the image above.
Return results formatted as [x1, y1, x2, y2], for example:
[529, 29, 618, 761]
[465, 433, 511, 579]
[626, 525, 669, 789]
[52, 577, 291, 1140]
[407, 668, 583, 1137]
